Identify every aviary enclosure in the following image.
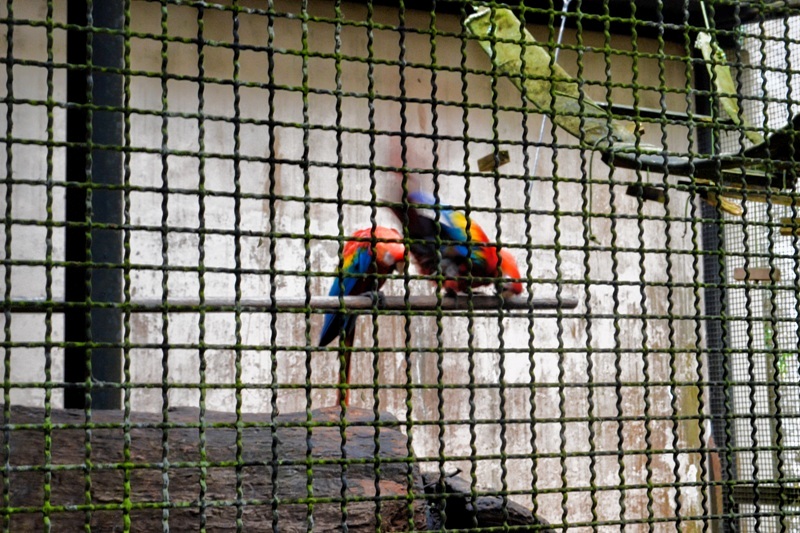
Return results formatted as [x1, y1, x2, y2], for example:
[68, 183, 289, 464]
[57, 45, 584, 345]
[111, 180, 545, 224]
[0, 0, 798, 531]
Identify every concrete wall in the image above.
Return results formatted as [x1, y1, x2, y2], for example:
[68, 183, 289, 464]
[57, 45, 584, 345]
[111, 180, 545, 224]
[0, 0, 715, 529]
[0, 0, 67, 408]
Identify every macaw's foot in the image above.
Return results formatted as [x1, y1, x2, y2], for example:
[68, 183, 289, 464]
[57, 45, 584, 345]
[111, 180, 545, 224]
[495, 282, 513, 298]
[367, 290, 387, 308]
[444, 287, 459, 298]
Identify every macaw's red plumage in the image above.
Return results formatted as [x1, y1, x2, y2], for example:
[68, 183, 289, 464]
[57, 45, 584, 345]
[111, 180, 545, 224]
[319, 226, 406, 405]
[390, 190, 523, 297]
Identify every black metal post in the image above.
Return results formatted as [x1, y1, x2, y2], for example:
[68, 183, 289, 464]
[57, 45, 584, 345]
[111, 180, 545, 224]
[65, 0, 124, 409]
[695, 47, 731, 533]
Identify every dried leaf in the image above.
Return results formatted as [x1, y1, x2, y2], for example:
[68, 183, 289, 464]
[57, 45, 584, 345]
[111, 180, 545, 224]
[700, 190, 744, 216]
[477, 150, 510, 171]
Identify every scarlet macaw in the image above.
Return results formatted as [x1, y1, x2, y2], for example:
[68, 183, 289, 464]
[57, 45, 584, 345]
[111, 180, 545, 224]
[319, 226, 406, 405]
[390, 190, 523, 296]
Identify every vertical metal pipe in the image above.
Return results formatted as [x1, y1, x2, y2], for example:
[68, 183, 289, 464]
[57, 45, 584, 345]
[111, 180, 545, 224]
[65, 0, 123, 409]
[64, 0, 89, 409]
[696, 44, 730, 533]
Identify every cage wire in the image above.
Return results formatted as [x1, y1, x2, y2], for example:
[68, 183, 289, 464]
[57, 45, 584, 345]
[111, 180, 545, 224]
[1, 0, 800, 531]
[714, 13, 800, 532]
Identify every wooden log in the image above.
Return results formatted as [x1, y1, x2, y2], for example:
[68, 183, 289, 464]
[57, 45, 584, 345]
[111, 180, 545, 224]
[0, 405, 425, 531]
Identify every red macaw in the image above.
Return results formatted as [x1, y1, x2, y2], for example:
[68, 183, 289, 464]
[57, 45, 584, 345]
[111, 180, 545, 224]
[319, 226, 406, 405]
[391, 190, 523, 296]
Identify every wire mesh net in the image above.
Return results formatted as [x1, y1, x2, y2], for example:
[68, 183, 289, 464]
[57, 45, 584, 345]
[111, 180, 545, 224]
[1, 0, 799, 531]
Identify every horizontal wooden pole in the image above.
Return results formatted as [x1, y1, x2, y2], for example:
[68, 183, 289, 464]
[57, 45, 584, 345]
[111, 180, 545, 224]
[732, 267, 781, 282]
[4, 295, 577, 313]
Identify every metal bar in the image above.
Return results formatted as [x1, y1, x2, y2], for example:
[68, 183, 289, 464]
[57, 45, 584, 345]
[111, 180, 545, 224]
[2, 296, 578, 313]
[731, 484, 800, 506]
[594, 102, 732, 124]
[89, 0, 125, 410]
[65, 0, 124, 409]
[695, 40, 732, 533]
[64, 0, 90, 409]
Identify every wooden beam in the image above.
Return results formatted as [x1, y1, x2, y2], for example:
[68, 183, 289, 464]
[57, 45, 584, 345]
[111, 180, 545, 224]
[732, 267, 780, 282]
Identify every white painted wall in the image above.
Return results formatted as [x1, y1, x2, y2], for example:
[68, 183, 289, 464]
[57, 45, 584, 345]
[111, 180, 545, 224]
[0, 0, 66, 408]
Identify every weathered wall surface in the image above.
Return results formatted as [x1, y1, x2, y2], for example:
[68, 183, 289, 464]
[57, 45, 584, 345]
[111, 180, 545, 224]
[0, 0, 712, 529]
[0, 0, 67, 408]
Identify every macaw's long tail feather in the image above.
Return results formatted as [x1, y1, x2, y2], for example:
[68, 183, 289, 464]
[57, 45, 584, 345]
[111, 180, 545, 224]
[319, 313, 357, 405]
[337, 326, 356, 406]
[319, 312, 348, 348]
[322, 313, 356, 406]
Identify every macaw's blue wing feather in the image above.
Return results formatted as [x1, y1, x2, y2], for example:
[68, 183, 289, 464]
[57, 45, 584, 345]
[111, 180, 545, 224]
[407, 191, 470, 255]
[407, 190, 438, 207]
[440, 211, 471, 258]
[319, 243, 374, 346]
[401, 190, 496, 291]
[326, 244, 373, 297]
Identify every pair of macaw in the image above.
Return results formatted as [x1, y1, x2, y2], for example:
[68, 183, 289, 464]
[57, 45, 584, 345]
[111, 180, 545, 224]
[319, 189, 523, 405]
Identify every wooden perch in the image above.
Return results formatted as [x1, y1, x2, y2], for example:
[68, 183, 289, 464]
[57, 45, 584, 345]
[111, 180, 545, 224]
[781, 217, 800, 236]
[5, 295, 579, 313]
[0, 404, 425, 531]
[626, 184, 666, 203]
[733, 267, 780, 282]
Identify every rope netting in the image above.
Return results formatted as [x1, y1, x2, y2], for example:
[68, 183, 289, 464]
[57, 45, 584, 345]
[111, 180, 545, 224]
[0, 0, 798, 531]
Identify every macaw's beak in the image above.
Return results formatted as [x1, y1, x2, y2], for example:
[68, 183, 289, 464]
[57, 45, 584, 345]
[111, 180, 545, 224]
[393, 260, 406, 274]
